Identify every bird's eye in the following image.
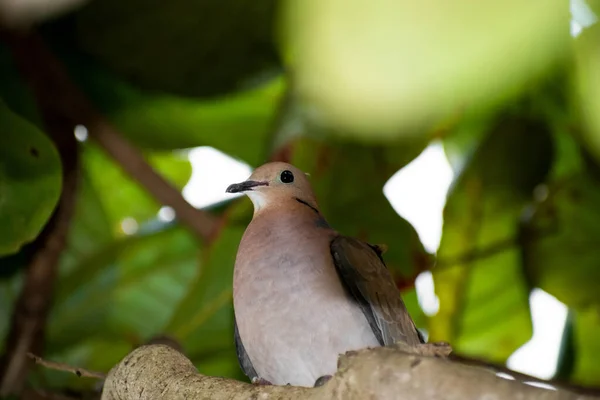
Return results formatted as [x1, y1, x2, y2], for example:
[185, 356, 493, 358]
[280, 170, 294, 184]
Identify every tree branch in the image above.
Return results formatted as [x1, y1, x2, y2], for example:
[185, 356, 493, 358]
[0, 30, 219, 243]
[0, 38, 80, 394]
[100, 345, 597, 400]
[27, 353, 105, 380]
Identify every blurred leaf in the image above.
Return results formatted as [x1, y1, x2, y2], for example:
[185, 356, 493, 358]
[0, 44, 42, 125]
[432, 114, 554, 361]
[83, 143, 192, 232]
[48, 220, 199, 388]
[574, 22, 600, 166]
[0, 100, 62, 256]
[569, 308, 600, 386]
[285, 0, 569, 139]
[48, 173, 115, 353]
[108, 226, 199, 341]
[166, 225, 244, 380]
[53, 48, 285, 163]
[290, 138, 429, 279]
[72, 0, 280, 97]
[522, 172, 600, 309]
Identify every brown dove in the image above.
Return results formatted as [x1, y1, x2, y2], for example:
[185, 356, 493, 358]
[226, 162, 423, 387]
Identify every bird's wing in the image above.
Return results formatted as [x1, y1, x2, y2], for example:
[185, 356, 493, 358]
[234, 318, 259, 381]
[330, 235, 423, 346]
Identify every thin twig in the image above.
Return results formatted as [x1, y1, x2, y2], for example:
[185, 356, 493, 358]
[27, 353, 106, 380]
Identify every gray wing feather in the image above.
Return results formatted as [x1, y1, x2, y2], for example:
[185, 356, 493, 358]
[330, 235, 423, 346]
[234, 318, 259, 381]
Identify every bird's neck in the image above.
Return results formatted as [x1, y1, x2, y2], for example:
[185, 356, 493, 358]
[251, 197, 331, 231]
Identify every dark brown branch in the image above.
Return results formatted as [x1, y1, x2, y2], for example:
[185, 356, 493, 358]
[27, 353, 106, 380]
[89, 127, 218, 241]
[0, 30, 219, 243]
[0, 50, 80, 395]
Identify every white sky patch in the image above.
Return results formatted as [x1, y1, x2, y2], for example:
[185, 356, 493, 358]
[120, 217, 138, 235]
[182, 146, 252, 209]
[415, 271, 440, 316]
[496, 372, 515, 381]
[74, 124, 88, 142]
[158, 206, 176, 222]
[383, 141, 454, 253]
[507, 289, 569, 379]
[571, 0, 597, 37]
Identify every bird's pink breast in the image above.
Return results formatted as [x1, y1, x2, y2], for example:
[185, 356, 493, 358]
[233, 212, 379, 386]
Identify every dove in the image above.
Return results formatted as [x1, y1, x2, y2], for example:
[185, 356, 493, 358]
[226, 162, 423, 387]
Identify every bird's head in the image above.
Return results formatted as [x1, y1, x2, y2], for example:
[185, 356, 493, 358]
[226, 162, 318, 213]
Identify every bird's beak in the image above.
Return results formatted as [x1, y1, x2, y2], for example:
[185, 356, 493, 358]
[226, 180, 269, 193]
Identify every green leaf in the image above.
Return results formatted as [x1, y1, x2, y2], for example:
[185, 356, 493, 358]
[54, 48, 285, 163]
[284, 0, 570, 140]
[0, 100, 62, 256]
[107, 226, 199, 340]
[82, 143, 192, 232]
[48, 173, 115, 352]
[522, 172, 600, 309]
[47, 219, 200, 388]
[569, 308, 600, 386]
[432, 113, 554, 361]
[71, 0, 280, 97]
[574, 23, 600, 166]
[166, 225, 244, 380]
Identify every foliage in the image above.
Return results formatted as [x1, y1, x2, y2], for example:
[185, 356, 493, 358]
[1, 0, 600, 392]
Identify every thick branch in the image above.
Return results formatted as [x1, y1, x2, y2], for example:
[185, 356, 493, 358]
[1, 30, 219, 242]
[101, 345, 596, 400]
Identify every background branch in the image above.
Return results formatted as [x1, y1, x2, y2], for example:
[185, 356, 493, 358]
[0, 54, 79, 394]
[0, 169, 78, 396]
[27, 353, 106, 380]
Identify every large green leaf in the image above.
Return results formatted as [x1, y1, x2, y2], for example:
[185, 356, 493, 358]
[284, 0, 569, 140]
[82, 143, 192, 232]
[432, 113, 554, 362]
[574, 23, 600, 166]
[51, 46, 285, 163]
[71, 0, 280, 97]
[165, 224, 245, 380]
[0, 101, 62, 256]
[522, 172, 600, 309]
[48, 172, 115, 353]
[46, 221, 200, 388]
